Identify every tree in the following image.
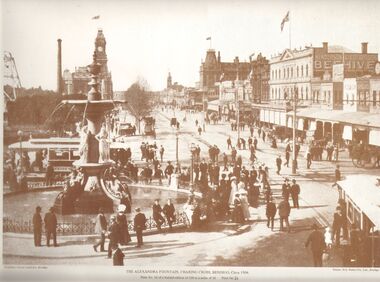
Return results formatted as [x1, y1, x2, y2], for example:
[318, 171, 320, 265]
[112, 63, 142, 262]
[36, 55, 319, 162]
[124, 80, 154, 133]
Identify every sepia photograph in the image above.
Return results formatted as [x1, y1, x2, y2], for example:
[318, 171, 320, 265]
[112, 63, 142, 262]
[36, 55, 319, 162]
[1, 0, 380, 281]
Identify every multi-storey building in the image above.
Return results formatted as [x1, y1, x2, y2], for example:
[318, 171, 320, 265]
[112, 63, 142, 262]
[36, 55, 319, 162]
[259, 42, 380, 145]
[62, 29, 113, 99]
[199, 49, 251, 100]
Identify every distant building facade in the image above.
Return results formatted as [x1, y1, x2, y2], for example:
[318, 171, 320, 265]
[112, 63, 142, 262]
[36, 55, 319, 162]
[62, 29, 113, 98]
[199, 49, 251, 100]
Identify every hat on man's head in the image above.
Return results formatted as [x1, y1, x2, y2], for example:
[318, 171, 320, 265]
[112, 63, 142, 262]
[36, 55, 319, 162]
[135, 207, 141, 212]
[118, 204, 126, 213]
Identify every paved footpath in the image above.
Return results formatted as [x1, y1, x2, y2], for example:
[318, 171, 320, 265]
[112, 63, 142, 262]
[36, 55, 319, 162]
[3, 108, 379, 267]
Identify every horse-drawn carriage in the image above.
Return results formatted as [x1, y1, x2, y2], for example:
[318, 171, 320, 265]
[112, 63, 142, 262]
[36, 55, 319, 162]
[351, 144, 380, 169]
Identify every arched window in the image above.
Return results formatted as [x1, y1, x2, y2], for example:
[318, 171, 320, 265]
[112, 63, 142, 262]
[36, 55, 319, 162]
[306, 64, 309, 77]
[301, 65, 304, 77]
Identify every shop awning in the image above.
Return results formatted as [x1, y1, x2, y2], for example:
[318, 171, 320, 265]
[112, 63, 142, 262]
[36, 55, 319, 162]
[369, 129, 380, 146]
[287, 108, 380, 129]
[342, 125, 352, 140]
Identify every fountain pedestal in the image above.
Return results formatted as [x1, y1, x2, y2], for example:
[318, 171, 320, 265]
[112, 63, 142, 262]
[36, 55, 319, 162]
[72, 163, 114, 214]
[53, 49, 126, 215]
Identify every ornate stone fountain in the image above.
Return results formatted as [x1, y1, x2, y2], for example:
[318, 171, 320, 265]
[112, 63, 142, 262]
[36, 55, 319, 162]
[54, 52, 125, 214]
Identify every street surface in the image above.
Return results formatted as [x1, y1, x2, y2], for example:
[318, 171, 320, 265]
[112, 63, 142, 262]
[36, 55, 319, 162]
[3, 107, 380, 267]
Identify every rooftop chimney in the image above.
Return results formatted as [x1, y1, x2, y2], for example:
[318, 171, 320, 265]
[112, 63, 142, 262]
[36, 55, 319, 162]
[322, 42, 328, 52]
[234, 56, 239, 64]
[217, 51, 221, 63]
[361, 42, 368, 54]
[57, 39, 63, 95]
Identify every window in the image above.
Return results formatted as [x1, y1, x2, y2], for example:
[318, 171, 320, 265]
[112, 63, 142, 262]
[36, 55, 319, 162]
[327, 91, 331, 103]
[346, 95, 349, 103]
[306, 64, 309, 77]
[301, 87, 304, 100]
[297, 66, 299, 77]
[291, 67, 293, 78]
[301, 65, 304, 77]
[287, 68, 289, 79]
[283, 68, 285, 79]
[306, 87, 309, 100]
[317, 91, 320, 102]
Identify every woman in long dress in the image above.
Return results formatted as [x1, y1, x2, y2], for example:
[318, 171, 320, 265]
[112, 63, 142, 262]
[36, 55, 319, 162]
[228, 177, 238, 207]
[237, 181, 250, 220]
[95, 123, 110, 163]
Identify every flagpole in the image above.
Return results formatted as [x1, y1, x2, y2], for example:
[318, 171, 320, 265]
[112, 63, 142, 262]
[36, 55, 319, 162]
[289, 11, 292, 50]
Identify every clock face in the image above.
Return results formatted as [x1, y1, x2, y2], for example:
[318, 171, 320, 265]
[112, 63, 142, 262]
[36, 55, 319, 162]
[375, 62, 380, 75]
[97, 46, 103, 52]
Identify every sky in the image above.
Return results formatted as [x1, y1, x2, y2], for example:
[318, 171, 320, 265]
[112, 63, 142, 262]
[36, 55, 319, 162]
[2, 0, 380, 91]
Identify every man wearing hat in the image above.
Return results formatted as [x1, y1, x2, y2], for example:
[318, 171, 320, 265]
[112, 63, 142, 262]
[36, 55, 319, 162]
[282, 178, 290, 201]
[154, 164, 164, 185]
[93, 207, 108, 252]
[44, 207, 58, 247]
[152, 199, 165, 231]
[107, 215, 120, 258]
[305, 223, 326, 267]
[133, 208, 146, 248]
[290, 179, 300, 209]
[33, 206, 42, 247]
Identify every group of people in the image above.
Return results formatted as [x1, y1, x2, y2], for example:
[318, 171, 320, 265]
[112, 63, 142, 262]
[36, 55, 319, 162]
[91, 198, 177, 266]
[32, 206, 58, 247]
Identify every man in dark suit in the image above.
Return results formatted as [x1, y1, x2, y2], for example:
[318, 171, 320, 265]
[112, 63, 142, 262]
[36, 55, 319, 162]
[290, 179, 300, 209]
[305, 223, 326, 267]
[107, 215, 120, 258]
[133, 208, 146, 248]
[152, 199, 165, 231]
[278, 198, 291, 233]
[163, 199, 176, 230]
[33, 206, 42, 246]
[44, 207, 58, 247]
[93, 207, 108, 252]
[266, 198, 277, 231]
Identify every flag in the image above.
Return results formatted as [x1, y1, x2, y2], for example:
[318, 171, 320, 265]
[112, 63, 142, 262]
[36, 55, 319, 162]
[206, 36, 211, 40]
[92, 15, 100, 20]
[281, 11, 289, 32]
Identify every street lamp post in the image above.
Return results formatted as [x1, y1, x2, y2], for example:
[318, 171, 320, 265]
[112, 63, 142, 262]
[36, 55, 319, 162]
[176, 130, 179, 164]
[202, 90, 206, 132]
[292, 86, 298, 175]
[17, 130, 23, 168]
[190, 143, 196, 187]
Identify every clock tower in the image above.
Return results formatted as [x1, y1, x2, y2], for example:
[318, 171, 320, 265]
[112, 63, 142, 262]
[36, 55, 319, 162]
[94, 29, 108, 74]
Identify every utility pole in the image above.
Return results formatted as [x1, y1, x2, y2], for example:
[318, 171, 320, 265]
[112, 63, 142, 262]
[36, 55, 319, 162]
[176, 130, 179, 164]
[292, 86, 298, 175]
[202, 90, 206, 132]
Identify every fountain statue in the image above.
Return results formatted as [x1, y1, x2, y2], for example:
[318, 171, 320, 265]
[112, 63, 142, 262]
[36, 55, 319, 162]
[54, 51, 125, 214]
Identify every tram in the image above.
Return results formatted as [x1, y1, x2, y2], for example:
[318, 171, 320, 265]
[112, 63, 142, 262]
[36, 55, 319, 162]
[336, 174, 380, 267]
